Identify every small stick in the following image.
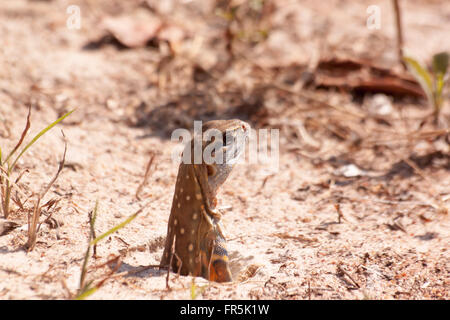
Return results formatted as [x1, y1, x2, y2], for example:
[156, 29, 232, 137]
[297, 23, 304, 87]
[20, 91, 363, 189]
[14, 168, 29, 184]
[254, 174, 275, 196]
[166, 234, 177, 289]
[91, 254, 121, 271]
[88, 208, 98, 257]
[337, 264, 360, 289]
[175, 252, 182, 277]
[334, 203, 344, 224]
[38, 131, 67, 201]
[111, 264, 167, 279]
[307, 280, 311, 300]
[78, 200, 99, 294]
[136, 152, 156, 200]
[392, 0, 406, 69]
[92, 256, 122, 290]
[5, 104, 31, 164]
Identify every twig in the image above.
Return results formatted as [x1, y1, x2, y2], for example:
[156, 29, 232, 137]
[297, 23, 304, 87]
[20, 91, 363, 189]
[337, 264, 360, 289]
[334, 203, 344, 224]
[111, 264, 167, 279]
[253, 174, 275, 196]
[166, 234, 177, 289]
[392, 0, 406, 69]
[88, 205, 98, 258]
[60, 279, 73, 299]
[38, 131, 67, 201]
[175, 252, 182, 277]
[78, 200, 99, 295]
[4, 104, 31, 164]
[136, 152, 156, 200]
[307, 280, 311, 300]
[89, 256, 122, 291]
[91, 254, 121, 272]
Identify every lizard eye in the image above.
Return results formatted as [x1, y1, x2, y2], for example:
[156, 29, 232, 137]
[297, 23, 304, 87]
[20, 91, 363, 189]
[206, 164, 217, 176]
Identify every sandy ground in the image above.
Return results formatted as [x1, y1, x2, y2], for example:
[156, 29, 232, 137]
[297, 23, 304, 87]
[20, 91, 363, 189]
[0, 0, 449, 299]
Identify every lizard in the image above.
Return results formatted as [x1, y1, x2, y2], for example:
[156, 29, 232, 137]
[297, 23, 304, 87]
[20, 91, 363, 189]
[160, 119, 250, 282]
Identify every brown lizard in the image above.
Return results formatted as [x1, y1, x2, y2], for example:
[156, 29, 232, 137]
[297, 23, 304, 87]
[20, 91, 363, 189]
[160, 119, 250, 282]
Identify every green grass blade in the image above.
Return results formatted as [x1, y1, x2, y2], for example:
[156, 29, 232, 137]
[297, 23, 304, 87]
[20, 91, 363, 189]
[75, 282, 98, 300]
[435, 73, 445, 110]
[190, 279, 197, 300]
[75, 287, 98, 300]
[403, 56, 434, 103]
[79, 239, 92, 289]
[436, 73, 444, 96]
[9, 109, 75, 172]
[90, 207, 142, 246]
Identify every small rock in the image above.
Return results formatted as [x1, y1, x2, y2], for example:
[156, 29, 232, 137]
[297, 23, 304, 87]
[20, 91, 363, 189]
[334, 164, 367, 177]
[367, 94, 393, 116]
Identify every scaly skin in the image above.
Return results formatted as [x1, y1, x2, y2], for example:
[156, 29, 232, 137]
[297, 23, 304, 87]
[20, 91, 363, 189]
[160, 119, 250, 282]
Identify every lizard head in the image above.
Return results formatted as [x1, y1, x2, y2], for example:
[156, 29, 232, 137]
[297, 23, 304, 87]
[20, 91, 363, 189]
[201, 119, 250, 196]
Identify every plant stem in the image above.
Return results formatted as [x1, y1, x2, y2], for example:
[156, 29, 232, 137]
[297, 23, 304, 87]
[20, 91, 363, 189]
[3, 179, 10, 218]
[392, 0, 406, 69]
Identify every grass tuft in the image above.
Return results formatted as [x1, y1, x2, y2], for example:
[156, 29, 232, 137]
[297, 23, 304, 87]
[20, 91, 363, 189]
[0, 107, 75, 218]
[74, 201, 147, 300]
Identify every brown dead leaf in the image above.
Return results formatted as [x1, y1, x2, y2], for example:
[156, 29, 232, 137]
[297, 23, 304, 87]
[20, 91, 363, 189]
[314, 57, 425, 98]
